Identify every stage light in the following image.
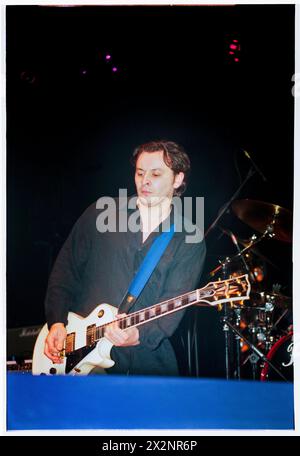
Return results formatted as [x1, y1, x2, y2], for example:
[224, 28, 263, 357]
[112, 67, 118, 72]
[105, 54, 111, 61]
[225, 34, 241, 64]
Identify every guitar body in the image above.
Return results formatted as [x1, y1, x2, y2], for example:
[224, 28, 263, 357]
[32, 303, 117, 375]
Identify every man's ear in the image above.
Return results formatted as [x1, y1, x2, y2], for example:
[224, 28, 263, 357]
[173, 172, 184, 189]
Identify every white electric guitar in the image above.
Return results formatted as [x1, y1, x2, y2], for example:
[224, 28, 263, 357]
[32, 274, 250, 375]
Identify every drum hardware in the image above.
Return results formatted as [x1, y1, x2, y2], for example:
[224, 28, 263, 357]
[272, 308, 290, 332]
[220, 262, 231, 380]
[214, 263, 291, 380]
[226, 280, 291, 377]
[239, 291, 287, 361]
[210, 230, 271, 380]
[248, 353, 261, 380]
[224, 228, 256, 283]
[209, 226, 278, 281]
[233, 307, 242, 380]
[235, 286, 292, 379]
[221, 316, 289, 382]
[206, 196, 292, 381]
[260, 331, 293, 382]
[219, 227, 279, 271]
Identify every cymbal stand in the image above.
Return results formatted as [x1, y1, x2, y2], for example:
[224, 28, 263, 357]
[209, 227, 275, 279]
[233, 307, 241, 380]
[222, 316, 289, 382]
[249, 352, 261, 381]
[221, 261, 231, 380]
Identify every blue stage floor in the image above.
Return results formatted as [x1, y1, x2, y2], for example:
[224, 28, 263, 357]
[7, 373, 294, 430]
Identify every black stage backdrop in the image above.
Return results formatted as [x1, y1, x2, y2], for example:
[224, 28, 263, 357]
[6, 5, 295, 379]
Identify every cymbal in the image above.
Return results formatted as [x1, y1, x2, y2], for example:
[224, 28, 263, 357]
[231, 199, 292, 243]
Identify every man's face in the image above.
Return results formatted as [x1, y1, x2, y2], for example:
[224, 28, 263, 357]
[135, 150, 184, 206]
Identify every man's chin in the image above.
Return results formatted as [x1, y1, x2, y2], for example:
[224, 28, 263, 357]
[138, 195, 169, 207]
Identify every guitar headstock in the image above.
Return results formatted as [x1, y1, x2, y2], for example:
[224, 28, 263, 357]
[196, 274, 251, 307]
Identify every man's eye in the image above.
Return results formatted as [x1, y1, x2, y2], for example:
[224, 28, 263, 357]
[136, 172, 144, 177]
[153, 173, 161, 177]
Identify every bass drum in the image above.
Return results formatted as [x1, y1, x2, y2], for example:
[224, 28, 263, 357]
[260, 332, 293, 382]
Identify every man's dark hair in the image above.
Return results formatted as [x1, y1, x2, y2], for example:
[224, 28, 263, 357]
[132, 140, 191, 196]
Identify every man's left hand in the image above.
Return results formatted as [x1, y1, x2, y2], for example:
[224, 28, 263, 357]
[104, 313, 140, 347]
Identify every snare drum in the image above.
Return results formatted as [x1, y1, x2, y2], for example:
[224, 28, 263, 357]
[260, 331, 293, 381]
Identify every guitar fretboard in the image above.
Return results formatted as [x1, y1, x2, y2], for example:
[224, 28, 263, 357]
[94, 290, 200, 341]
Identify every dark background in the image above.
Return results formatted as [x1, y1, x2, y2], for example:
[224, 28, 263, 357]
[6, 5, 295, 378]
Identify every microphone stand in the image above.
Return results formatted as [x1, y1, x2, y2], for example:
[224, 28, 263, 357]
[204, 166, 256, 239]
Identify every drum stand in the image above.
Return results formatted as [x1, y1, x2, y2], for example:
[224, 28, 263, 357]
[204, 163, 292, 382]
[216, 226, 279, 380]
[221, 261, 231, 379]
[220, 258, 245, 380]
[221, 315, 289, 382]
[221, 301, 243, 380]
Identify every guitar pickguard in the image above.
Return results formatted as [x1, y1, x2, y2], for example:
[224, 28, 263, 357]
[65, 343, 97, 374]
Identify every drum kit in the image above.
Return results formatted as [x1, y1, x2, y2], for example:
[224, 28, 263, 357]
[209, 198, 293, 382]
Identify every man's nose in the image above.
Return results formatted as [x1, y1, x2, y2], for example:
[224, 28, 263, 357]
[142, 173, 151, 186]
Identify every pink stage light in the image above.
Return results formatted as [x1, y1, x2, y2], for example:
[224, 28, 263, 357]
[105, 54, 111, 61]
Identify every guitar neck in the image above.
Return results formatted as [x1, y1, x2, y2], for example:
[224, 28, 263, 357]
[95, 290, 201, 341]
[93, 274, 250, 342]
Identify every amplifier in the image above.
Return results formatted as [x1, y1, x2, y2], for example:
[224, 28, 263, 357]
[7, 325, 42, 361]
[7, 359, 32, 372]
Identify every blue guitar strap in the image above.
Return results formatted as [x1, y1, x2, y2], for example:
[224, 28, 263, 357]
[118, 223, 175, 314]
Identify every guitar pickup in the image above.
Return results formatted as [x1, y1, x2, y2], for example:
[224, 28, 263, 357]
[86, 324, 96, 346]
[65, 332, 75, 354]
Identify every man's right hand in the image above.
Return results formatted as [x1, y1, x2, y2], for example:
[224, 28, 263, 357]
[44, 322, 67, 364]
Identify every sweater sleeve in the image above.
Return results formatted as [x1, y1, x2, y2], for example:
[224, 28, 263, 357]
[44, 207, 92, 329]
[138, 237, 206, 350]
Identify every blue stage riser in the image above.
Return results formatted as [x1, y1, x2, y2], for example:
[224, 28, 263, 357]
[7, 373, 294, 430]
